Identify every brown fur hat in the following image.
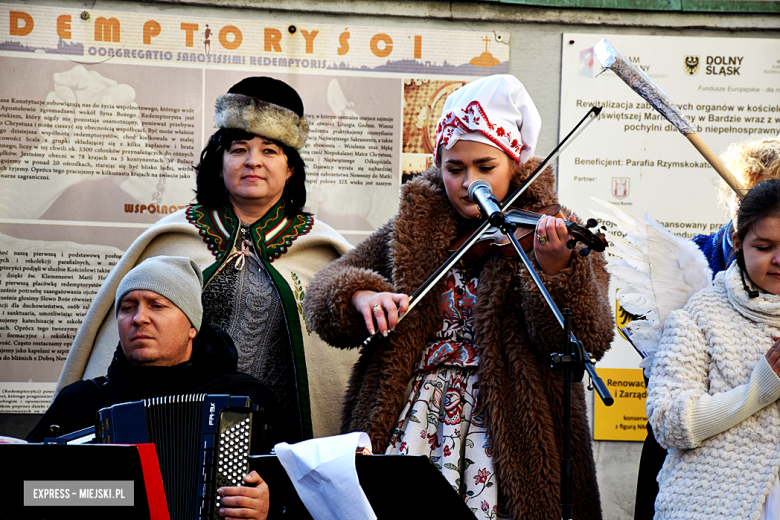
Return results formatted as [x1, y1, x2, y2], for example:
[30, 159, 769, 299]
[215, 77, 309, 150]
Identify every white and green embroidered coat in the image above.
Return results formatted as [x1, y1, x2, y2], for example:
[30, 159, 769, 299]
[55, 201, 355, 439]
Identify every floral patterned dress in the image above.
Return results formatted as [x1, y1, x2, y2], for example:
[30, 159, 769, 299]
[386, 266, 508, 518]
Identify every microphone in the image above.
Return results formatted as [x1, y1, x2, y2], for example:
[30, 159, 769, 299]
[468, 180, 505, 227]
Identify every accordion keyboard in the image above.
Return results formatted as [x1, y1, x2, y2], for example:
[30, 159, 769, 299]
[213, 412, 253, 515]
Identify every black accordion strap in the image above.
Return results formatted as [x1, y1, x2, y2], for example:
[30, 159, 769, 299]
[90, 376, 124, 406]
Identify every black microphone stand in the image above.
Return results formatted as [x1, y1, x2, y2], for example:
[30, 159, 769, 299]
[490, 214, 613, 520]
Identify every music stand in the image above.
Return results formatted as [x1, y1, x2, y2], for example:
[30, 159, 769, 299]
[0, 443, 169, 520]
[248, 454, 475, 519]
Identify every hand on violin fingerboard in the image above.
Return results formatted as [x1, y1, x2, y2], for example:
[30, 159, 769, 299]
[351, 290, 410, 337]
[534, 214, 576, 276]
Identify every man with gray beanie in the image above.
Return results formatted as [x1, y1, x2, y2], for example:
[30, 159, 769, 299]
[112, 255, 205, 368]
[28, 256, 291, 520]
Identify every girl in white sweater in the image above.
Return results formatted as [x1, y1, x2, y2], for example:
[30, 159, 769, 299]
[647, 178, 780, 519]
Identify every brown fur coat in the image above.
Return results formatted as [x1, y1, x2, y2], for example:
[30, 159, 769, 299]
[304, 158, 613, 520]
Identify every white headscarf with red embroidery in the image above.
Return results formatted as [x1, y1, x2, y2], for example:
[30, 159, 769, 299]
[434, 74, 541, 165]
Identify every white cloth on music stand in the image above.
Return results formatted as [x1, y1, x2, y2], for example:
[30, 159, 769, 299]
[274, 432, 376, 520]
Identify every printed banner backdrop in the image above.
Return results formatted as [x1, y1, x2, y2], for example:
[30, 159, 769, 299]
[560, 33, 780, 371]
[0, 3, 509, 413]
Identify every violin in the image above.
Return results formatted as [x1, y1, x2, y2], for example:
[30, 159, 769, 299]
[449, 204, 608, 262]
[360, 106, 606, 348]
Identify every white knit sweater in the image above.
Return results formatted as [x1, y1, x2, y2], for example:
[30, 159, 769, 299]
[647, 264, 780, 520]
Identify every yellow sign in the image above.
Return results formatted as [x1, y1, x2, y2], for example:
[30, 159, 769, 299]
[593, 368, 648, 441]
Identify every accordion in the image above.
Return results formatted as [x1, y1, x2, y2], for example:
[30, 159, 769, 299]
[96, 394, 256, 520]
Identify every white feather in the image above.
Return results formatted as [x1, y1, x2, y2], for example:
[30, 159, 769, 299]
[591, 197, 712, 376]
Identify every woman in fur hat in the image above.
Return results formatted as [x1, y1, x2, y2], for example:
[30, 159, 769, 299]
[304, 74, 613, 519]
[55, 77, 357, 442]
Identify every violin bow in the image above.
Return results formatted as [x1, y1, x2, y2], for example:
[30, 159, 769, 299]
[594, 38, 747, 199]
[360, 106, 603, 348]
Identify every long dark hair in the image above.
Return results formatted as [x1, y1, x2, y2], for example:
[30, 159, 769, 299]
[194, 128, 307, 215]
[734, 178, 780, 243]
[733, 178, 780, 297]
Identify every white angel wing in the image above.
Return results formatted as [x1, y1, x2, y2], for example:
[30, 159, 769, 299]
[591, 197, 712, 376]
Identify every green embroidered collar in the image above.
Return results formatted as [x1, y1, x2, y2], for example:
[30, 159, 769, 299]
[186, 199, 314, 264]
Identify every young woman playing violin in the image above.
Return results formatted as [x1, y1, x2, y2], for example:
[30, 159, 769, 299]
[304, 75, 613, 520]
